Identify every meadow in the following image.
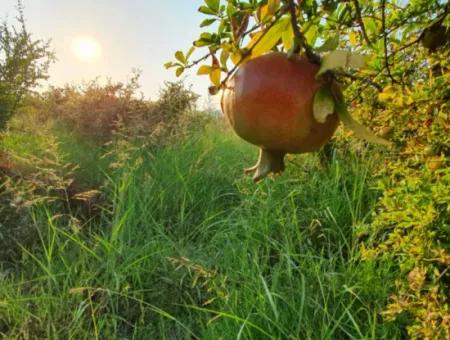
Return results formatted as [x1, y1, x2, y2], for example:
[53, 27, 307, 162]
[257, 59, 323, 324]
[0, 83, 406, 339]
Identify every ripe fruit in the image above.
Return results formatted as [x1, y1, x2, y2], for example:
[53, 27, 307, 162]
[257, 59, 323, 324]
[221, 52, 339, 181]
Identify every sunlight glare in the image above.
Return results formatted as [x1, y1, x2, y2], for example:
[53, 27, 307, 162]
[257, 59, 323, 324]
[72, 36, 102, 62]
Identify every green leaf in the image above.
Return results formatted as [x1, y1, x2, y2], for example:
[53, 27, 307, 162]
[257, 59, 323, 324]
[334, 96, 390, 146]
[226, 2, 236, 17]
[316, 34, 339, 52]
[176, 67, 185, 77]
[313, 86, 335, 123]
[198, 5, 216, 15]
[200, 18, 216, 27]
[194, 33, 213, 47]
[185, 47, 195, 61]
[362, 17, 377, 36]
[194, 39, 211, 47]
[317, 50, 367, 76]
[175, 51, 186, 64]
[218, 19, 227, 35]
[304, 24, 318, 46]
[205, 0, 220, 13]
[164, 62, 174, 69]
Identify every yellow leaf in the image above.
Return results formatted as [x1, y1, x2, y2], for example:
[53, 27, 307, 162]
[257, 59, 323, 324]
[247, 31, 263, 49]
[250, 16, 289, 58]
[394, 96, 404, 107]
[209, 68, 221, 86]
[378, 92, 390, 102]
[175, 51, 185, 64]
[259, 5, 269, 22]
[281, 22, 294, 50]
[349, 31, 358, 47]
[230, 52, 242, 65]
[176, 67, 184, 77]
[378, 85, 395, 102]
[405, 95, 414, 105]
[220, 50, 229, 68]
[267, 0, 280, 15]
[197, 65, 212, 75]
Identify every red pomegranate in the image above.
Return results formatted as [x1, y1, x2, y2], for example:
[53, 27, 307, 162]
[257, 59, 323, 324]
[221, 52, 340, 181]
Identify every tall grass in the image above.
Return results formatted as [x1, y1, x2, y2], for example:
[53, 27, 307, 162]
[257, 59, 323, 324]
[0, 122, 402, 339]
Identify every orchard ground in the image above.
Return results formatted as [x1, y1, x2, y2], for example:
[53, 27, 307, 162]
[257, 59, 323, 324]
[0, 90, 406, 338]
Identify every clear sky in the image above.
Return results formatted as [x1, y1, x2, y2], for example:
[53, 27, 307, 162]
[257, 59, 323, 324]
[0, 0, 218, 106]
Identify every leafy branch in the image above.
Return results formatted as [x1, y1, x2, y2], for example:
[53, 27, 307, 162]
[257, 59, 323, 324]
[284, 0, 320, 63]
[219, 7, 288, 89]
[352, 0, 371, 46]
[381, 0, 397, 84]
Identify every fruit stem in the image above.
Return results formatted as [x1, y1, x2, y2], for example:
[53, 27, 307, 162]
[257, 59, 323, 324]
[245, 148, 286, 182]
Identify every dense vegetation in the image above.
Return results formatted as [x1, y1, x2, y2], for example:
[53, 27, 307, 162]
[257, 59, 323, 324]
[168, 0, 450, 337]
[1, 0, 449, 339]
[0, 91, 403, 338]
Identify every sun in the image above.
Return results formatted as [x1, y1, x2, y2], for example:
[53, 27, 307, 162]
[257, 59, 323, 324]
[72, 36, 102, 62]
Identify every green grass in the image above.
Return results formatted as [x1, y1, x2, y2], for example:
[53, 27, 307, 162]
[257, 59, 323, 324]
[53, 127, 110, 188]
[0, 122, 402, 339]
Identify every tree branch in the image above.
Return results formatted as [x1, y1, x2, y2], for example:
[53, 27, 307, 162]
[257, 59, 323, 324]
[392, 36, 421, 56]
[381, 0, 397, 84]
[337, 70, 382, 92]
[353, 0, 372, 46]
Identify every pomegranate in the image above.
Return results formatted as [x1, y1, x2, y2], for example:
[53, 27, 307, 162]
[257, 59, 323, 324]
[221, 52, 340, 181]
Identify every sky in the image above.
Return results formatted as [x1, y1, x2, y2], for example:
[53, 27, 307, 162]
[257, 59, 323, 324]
[0, 0, 218, 107]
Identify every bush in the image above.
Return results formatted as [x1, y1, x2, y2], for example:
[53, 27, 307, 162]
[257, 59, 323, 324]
[34, 76, 202, 145]
[350, 49, 450, 338]
[0, 2, 54, 130]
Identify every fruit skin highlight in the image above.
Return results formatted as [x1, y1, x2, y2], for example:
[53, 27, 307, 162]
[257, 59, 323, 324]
[221, 52, 340, 181]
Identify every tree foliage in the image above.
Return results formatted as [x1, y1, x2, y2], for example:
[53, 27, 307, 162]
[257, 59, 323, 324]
[0, 2, 54, 130]
[168, 0, 448, 92]
[170, 0, 450, 337]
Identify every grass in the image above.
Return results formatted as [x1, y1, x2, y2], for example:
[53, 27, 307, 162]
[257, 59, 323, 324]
[0, 121, 403, 339]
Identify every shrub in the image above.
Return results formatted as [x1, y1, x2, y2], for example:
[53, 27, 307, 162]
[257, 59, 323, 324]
[0, 2, 54, 130]
[353, 50, 450, 338]
[34, 76, 202, 145]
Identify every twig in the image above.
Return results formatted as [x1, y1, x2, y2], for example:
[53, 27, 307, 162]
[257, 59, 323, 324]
[353, 0, 371, 46]
[285, 0, 320, 63]
[184, 52, 213, 69]
[361, 15, 382, 22]
[337, 70, 382, 92]
[220, 7, 288, 87]
[381, 0, 397, 84]
[392, 36, 421, 56]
